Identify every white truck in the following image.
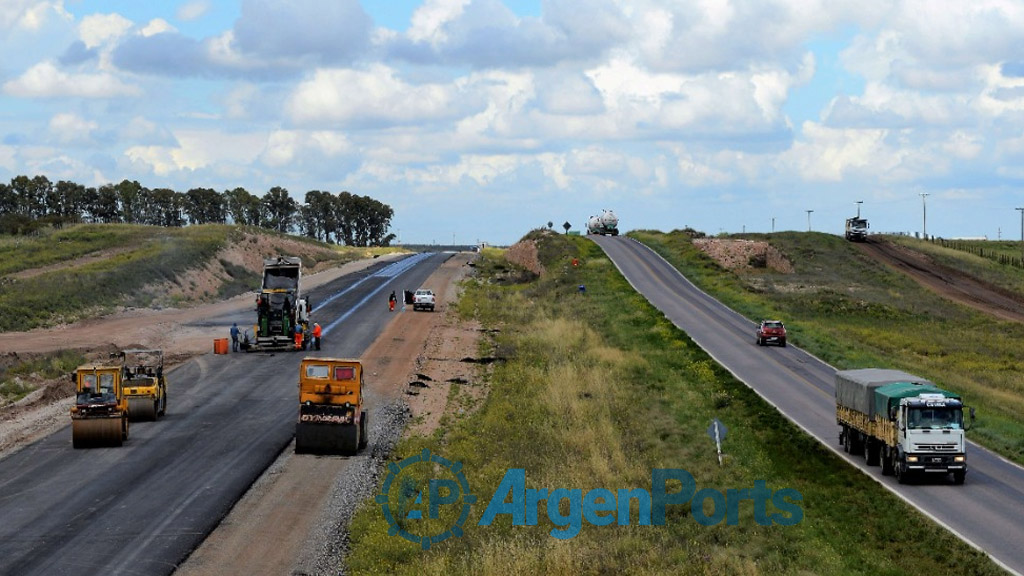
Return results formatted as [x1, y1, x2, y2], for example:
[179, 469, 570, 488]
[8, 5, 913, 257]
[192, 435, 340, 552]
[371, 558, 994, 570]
[412, 289, 435, 312]
[835, 368, 973, 484]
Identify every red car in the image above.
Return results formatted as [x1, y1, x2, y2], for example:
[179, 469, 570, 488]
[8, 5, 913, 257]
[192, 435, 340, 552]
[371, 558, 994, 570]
[756, 320, 787, 347]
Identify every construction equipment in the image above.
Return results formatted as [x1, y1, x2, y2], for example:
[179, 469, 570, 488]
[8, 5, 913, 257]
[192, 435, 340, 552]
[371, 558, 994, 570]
[122, 349, 167, 422]
[244, 256, 311, 351]
[587, 209, 619, 236]
[70, 358, 129, 448]
[294, 357, 368, 455]
[845, 217, 869, 241]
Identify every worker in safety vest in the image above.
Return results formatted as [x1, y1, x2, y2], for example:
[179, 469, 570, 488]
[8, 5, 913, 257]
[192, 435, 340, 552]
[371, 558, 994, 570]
[294, 322, 304, 350]
[312, 322, 322, 350]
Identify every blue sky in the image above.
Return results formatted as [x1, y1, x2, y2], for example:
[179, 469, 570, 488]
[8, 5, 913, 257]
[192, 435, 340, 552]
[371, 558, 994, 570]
[4, 1, 1024, 245]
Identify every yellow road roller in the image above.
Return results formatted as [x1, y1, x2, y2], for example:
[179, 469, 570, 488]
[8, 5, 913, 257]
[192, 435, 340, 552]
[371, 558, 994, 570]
[70, 360, 129, 448]
[122, 349, 168, 422]
[294, 358, 368, 455]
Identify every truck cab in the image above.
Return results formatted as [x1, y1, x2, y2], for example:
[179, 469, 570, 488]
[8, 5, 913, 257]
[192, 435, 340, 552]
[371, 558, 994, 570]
[894, 394, 969, 484]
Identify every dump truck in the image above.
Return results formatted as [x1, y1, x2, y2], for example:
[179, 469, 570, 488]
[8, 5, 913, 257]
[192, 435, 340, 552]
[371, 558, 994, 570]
[122, 349, 167, 422]
[835, 368, 973, 484]
[70, 358, 130, 448]
[845, 217, 868, 241]
[587, 209, 619, 236]
[245, 256, 311, 351]
[294, 357, 368, 455]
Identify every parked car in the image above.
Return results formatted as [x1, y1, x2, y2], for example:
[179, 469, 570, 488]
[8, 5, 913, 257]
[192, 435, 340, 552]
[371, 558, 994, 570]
[412, 289, 435, 312]
[756, 320, 787, 346]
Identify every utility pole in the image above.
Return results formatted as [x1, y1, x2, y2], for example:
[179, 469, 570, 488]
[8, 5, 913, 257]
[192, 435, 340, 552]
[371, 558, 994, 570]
[771, 217, 775, 233]
[1016, 207, 1024, 260]
[920, 193, 930, 238]
[806, 210, 814, 232]
[856, 200, 863, 218]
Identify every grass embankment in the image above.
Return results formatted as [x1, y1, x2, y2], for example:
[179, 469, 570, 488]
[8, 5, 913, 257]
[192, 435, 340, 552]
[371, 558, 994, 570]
[632, 230, 1024, 465]
[347, 231, 1002, 575]
[0, 223, 375, 333]
[0, 350, 84, 403]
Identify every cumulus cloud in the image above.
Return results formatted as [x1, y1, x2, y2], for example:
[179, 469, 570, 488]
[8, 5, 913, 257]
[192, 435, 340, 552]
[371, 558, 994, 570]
[232, 0, 371, 63]
[286, 65, 457, 126]
[3, 61, 141, 98]
[177, 1, 210, 22]
[125, 130, 266, 176]
[0, 0, 70, 31]
[390, 0, 626, 67]
[79, 13, 133, 49]
[48, 113, 99, 145]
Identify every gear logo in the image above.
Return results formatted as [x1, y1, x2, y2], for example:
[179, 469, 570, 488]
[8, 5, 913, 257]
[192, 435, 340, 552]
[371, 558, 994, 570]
[376, 448, 475, 549]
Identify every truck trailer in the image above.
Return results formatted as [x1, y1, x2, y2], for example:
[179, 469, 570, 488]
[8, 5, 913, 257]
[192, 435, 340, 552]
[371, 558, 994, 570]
[835, 368, 973, 484]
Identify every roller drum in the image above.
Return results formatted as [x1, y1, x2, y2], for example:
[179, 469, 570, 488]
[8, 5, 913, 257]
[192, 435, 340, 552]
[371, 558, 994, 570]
[72, 417, 124, 448]
[127, 397, 158, 422]
[295, 422, 359, 455]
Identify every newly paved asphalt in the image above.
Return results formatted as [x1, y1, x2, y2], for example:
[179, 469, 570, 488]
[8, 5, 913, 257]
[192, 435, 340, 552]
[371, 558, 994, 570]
[592, 235, 1024, 576]
[0, 252, 452, 576]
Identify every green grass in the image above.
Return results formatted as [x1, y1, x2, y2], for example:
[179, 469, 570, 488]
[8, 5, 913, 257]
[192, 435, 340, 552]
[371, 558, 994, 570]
[346, 231, 1004, 576]
[0, 350, 84, 402]
[633, 230, 1024, 464]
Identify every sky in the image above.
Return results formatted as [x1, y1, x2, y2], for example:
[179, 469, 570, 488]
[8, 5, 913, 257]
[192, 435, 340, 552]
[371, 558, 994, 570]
[3, 1, 1024, 245]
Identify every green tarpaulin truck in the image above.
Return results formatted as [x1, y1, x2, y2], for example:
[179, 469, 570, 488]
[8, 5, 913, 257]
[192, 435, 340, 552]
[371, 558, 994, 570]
[835, 368, 974, 485]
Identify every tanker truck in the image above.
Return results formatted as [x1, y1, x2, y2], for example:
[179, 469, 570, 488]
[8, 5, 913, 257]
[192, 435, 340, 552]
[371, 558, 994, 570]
[835, 368, 973, 484]
[587, 209, 619, 236]
[245, 256, 311, 351]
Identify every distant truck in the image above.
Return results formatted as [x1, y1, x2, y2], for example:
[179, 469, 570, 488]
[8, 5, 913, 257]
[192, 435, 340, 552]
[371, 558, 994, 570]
[587, 209, 619, 236]
[835, 368, 973, 484]
[246, 256, 311, 351]
[845, 217, 868, 241]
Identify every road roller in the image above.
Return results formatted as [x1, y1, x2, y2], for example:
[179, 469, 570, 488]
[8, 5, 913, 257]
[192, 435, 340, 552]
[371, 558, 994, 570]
[122, 349, 167, 422]
[70, 360, 129, 448]
[294, 358, 368, 455]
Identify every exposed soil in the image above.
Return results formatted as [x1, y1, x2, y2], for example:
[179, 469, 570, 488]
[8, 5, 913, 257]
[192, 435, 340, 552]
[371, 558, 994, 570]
[857, 237, 1024, 323]
[693, 238, 794, 273]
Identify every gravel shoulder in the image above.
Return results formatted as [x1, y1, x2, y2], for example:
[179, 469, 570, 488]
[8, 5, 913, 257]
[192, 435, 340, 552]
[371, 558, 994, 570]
[175, 254, 481, 576]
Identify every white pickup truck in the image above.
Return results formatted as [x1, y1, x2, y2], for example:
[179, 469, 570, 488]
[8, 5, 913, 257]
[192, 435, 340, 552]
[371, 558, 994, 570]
[412, 289, 435, 312]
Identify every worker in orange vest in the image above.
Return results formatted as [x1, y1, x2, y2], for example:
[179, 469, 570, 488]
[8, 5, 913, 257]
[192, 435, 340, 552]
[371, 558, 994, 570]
[294, 323, 304, 350]
[312, 322, 322, 350]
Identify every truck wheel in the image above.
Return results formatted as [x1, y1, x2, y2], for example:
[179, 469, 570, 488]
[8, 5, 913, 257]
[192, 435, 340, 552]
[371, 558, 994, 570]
[952, 471, 966, 485]
[841, 426, 850, 453]
[359, 411, 368, 450]
[895, 458, 909, 485]
[880, 447, 894, 475]
[865, 439, 879, 466]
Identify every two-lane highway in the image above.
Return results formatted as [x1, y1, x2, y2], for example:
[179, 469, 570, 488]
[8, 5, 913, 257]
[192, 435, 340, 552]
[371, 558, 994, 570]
[0, 252, 452, 576]
[592, 235, 1024, 576]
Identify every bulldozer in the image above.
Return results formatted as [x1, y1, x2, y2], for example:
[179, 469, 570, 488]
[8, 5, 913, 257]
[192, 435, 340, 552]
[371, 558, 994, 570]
[294, 357, 368, 455]
[122, 349, 167, 422]
[70, 358, 129, 448]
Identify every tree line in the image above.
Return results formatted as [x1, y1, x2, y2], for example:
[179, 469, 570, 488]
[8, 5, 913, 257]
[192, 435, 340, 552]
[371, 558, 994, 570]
[0, 175, 395, 246]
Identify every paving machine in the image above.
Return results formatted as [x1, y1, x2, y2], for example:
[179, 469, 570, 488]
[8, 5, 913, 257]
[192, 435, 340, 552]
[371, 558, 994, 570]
[70, 357, 129, 448]
[294, 357, 368, 455]
[244, 256, 311, 351]
[122, 349, 167, 421]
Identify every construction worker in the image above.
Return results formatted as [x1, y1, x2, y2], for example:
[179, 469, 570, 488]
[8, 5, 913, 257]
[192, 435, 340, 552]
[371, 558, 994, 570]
[294, 322, 304, 350]
[230, 322, 240, 352]
[389, 291, 397, 311]
[312, 322, 322, 350]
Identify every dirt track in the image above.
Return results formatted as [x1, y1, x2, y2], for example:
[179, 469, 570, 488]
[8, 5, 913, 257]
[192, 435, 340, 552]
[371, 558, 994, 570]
[856, 238, 1024, 323]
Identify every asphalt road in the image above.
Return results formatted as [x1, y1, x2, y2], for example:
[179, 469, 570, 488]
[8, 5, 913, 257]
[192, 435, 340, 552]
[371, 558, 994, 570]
[591, 235, 1024, 576]
[0, 251, 452, 576]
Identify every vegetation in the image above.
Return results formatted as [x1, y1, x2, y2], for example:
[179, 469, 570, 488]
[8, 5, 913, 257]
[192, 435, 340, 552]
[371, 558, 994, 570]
[0, 350, 84, 403]
[633, 230, 1024, 464]
[0, 174, 395, 246]
[347, 230, 1003, 575]
[0, 223, 378, 332]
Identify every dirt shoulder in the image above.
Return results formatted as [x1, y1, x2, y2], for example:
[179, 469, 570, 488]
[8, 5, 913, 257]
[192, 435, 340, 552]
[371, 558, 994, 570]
[857, 238, 1024, 323]
[175, 253, 483, 576]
